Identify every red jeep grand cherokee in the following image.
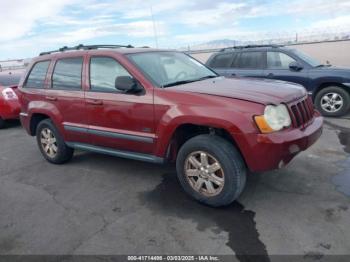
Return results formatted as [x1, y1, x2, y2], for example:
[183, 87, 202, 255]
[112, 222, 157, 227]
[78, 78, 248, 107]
[18, 45, 323, 207]
[0, 70, 23, 128]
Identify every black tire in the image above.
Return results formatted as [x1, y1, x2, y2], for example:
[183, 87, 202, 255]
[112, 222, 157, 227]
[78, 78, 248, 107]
[36, 119, 74, 164]
[0, 117, 5, 129]
[315, 86, 350, 117]
[176, 134, 246, 207]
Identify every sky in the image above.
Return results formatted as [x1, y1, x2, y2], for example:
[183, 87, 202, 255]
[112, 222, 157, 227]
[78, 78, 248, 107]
[1, 0, 350, 60]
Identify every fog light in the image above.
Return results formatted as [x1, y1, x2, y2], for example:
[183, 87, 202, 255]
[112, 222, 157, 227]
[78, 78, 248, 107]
[289, 144, 300, 154]
[278, 160, 285, 169]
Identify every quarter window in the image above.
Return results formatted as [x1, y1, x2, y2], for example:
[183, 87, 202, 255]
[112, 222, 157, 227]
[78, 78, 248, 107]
[25, 61, 50, 88]
[90, 57, 132, 92]
[52, 57, 83, 90]
[233, 52, 264, 69]
[267, 52, 296, 69]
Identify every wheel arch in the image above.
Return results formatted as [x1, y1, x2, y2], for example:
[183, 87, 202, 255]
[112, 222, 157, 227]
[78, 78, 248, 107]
[161, 123, 247, 168]
[27, 100, 64, 136]
[29, 113, 51, 136]
[312, 82, 350, 101]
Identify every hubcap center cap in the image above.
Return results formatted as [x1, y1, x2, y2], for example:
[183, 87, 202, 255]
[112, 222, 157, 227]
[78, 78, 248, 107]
[199, 167, 209, 178]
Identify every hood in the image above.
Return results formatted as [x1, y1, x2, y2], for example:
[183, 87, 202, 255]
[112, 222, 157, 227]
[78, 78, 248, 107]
[168, 77, 307, 105]
[311, 65, 350, 73]
[319, 65, 350, 71]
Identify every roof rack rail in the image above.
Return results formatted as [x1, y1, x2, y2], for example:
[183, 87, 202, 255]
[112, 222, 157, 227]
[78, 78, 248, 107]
[220, 44, 283, 51]
[39, 44, 134, 56]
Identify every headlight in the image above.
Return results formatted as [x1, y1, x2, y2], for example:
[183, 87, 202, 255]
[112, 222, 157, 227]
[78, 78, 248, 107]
[254, 104, 291, 133]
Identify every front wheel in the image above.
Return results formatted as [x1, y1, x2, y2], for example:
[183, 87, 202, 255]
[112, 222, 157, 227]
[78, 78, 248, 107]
[315, 86, 350, 117]
[36, 119, 74, 164]
[176, 134, 246, 207]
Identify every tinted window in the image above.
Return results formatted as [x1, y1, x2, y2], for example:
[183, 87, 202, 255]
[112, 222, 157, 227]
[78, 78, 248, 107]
[233, 52, 264, 69]
[0, 75, 21, 87]
[25, 61, 50, 88]
[90, 57, 132, 92]
[267, 52, 296, 69]
[52, 58, 82, 90]
[210, 53, 234, 68]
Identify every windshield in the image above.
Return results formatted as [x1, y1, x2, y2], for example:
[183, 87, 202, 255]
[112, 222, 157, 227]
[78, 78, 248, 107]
[127, 52, 217, 87]
[291, 49, 322, 67]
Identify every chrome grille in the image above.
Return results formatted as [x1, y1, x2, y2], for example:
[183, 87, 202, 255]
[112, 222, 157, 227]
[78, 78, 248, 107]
[289, 96, 315, 128]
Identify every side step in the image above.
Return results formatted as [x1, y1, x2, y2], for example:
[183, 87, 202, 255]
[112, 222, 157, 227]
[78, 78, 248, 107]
[66, 142, 164, 164]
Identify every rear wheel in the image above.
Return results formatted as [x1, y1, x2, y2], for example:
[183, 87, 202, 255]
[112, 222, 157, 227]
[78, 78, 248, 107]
[0, 118, 5, 129]
[176, 134, 246, 207]
[315, 86, 350, 117]
[36, 119, 74, 164]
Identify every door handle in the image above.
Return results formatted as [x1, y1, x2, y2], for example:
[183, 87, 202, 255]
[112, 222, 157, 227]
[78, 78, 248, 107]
[87, 99, 103, 105]
[231, 73, 236, 76]
[46, 96, 57, 101]
[267, 73, 274, 77]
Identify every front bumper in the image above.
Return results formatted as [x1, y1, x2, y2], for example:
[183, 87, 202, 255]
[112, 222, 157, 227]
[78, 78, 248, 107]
[236, 114, 323, 172]
[0, 100, 21, 120]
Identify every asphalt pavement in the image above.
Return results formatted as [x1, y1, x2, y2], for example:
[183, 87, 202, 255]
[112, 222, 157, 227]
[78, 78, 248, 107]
[0, 117, 349, 261]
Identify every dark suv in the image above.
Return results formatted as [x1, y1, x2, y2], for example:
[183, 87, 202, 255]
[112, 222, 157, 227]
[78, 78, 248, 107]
[206, 45, 350, 117]
[18, 44, 322, 207]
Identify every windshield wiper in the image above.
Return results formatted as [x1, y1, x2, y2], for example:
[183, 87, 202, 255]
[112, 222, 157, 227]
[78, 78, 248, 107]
[315, 64, 331, 68]
[162, 75, 217, 88]
[162, 80, 197, 88]
[196, 75, 217, 80]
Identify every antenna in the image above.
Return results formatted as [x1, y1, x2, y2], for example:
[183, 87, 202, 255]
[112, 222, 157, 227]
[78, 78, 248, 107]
[150, 5, 159, 48]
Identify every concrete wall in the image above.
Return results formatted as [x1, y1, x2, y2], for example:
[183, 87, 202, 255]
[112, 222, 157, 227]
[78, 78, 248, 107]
[189, 40, 350, 67]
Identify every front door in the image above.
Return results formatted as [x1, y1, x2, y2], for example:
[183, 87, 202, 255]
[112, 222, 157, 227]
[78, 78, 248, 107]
[263, 51, 310, 87]
[85, 56, 155, 154]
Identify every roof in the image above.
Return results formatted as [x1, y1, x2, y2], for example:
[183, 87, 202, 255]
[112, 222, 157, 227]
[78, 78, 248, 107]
[219, 44, 287, 52]
[38, 44, 173, 57]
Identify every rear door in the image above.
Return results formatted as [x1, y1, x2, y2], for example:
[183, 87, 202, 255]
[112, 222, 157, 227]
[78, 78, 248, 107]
[85, 55, 155, 154]
[228, 51, 265, 78]
[20, 60, 51, 117]
[264, 51, 310, 87]
[46, 55, 89, 143]
[207, 52, 235, 76]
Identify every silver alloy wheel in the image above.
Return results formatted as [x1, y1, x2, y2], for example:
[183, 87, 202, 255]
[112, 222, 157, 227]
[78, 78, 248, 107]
[184, 151, 225, 197]
[320, 92, 344, 113]
[40, 128, 58, 158]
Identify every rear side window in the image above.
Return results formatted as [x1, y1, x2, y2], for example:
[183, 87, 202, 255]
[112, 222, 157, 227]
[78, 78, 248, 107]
[52, 57, 83, 90]
[210, 53, 234, 68]
[25, 61, 50, 88]
[267, 52, 296, 69]
[233, 52, 264, 69]
[90, 57, 132, 92]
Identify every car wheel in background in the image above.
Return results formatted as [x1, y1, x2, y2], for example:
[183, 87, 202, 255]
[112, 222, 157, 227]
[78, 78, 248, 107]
[176, 134, 246, 207]
[315, 86, 350, 117]
[36, 119, 74, 164]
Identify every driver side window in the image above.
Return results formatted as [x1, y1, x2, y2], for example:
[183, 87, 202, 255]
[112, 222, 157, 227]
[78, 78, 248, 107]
[90, 57, 132, 92]
[267, 52, 296, 69]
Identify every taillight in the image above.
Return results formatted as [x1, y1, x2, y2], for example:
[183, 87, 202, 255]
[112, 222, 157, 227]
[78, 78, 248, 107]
[1, 87, 18, 100]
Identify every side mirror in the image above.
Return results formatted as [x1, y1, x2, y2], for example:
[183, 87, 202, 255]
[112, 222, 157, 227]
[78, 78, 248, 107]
[115, 76, 142, 93]
[289, 61, 303, 71]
